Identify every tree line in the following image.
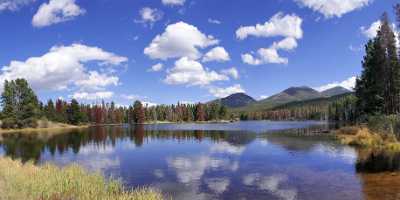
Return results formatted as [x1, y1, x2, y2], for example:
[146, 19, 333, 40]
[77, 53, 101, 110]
[0, 79, 230, 129]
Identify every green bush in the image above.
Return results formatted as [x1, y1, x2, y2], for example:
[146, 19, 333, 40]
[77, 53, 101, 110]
[1, 117, 17, 129]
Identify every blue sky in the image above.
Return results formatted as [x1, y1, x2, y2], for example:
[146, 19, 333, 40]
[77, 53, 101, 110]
[0, 0, 397, 105]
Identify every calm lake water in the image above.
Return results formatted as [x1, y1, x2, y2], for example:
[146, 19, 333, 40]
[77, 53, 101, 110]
[0, 121, 399, 200]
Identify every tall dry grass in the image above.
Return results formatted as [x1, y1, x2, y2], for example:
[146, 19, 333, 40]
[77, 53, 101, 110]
[337, 127, 400, 151]
[0, 157, 163, 200]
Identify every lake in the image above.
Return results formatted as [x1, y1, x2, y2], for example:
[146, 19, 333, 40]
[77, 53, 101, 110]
[0, 121, 399, 200]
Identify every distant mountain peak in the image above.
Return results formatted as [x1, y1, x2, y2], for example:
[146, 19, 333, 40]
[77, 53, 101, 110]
[213, 93, 256, 108]
[213, 85, 353, 112]
[283, 86, 317, 96]
[254, 86, 322, 109]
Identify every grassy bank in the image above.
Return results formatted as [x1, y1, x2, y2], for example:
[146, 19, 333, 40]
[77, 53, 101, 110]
[0, 157, 163, 200]
[0, 121, 89, 134]
[336, 126, 400, 151]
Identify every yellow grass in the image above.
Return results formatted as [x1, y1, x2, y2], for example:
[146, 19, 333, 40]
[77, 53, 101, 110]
[337, 126, 400, 151]
[0, 120, 90, 134]
[0, 157, 163, 200]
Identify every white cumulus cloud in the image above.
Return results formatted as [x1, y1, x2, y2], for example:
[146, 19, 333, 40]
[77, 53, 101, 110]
[236, 12, 303, 40]
[314, 76, 356, 92]
[76, 71, 119, 91]
[32, 0, 85, 27]
[0, 43, 127, 92]
[135, 7, 163, 27]
[164, 57, 228, 86]
[202, 46, 230, 62]
[70, 91, 114, 100]
[144, 21, 219, 60]
[209, 84, 245, 98]
[121, 94, 143, 101]
[221, 67, 239, 79]
[361, 20, 381, 38]
[271, 37, 298, 50]
[238, 13, 302, 66]
[295, 0, 372, 18]
[242, 46, 289, 65]
[0, 0, 35, 12]
[149, 63, 164, 72]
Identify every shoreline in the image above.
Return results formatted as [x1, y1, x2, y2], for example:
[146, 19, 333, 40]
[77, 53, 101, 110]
[0, 124, 90, 134]
[0, 120, 237, 134]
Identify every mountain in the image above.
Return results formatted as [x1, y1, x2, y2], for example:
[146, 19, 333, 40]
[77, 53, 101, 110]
[320, 86, 351, 97]
[213, 93, 256, 108]
[260, 86, 322, 104]
[258, 86, 322, 106]
[226, 86, 353, 113]
[272, 92, 354, 111]
[230, 86, 323, 112]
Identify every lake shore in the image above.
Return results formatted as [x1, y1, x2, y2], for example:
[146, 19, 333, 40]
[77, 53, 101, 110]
[0, 124, 90, 134]
[0, 120, 237, 134]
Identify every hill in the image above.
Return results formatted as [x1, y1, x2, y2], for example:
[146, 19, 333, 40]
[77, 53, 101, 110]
[228, 86, 353, 113]
[231, 86, 323, 112]
[259, 86, 322, 106]
[212, 93, 256, 108]
[271, 92, 354, 111]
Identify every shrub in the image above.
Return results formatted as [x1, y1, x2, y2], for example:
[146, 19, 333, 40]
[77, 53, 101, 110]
[1, 117, 17, 129]
[21, 117, 38, 128]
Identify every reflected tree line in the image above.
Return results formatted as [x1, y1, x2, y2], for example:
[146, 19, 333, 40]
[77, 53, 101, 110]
[0, 126, 254, 162]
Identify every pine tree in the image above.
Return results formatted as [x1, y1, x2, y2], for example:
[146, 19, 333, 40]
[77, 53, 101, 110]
[355, 11, 400, 120]
[195, 103, 205, 121]
[1, 79, 40, 128]
[133, 101, 145, 124]
[379, 13, 400, 114]
[44, 99, 56, 121]
[356, 39, 385, 116]
[67, 99, 83, 125]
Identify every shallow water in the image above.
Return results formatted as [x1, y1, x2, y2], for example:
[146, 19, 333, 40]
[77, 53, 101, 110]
[0, 121, 398, 200]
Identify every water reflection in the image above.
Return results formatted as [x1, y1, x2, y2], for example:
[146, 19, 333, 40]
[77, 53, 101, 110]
[0, 124, 259, 163]
[0, 121, 397, 199]
[356, 149, 400, 173]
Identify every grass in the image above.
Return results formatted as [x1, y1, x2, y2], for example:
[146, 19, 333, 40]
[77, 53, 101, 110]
[336, 126, 400, 152]
[0, 119, 90, 134]
[0, 125, 89, 134]
[0, 157, 163, 200]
